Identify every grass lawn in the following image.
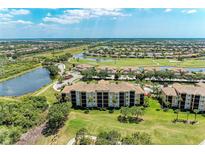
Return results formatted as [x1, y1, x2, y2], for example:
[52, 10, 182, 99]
[35, 98, 205, 145]
[70, 58, 205, 68]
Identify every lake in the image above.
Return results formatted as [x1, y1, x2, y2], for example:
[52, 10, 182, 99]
[73, 53, 114, 62]
[0, 67, 51, 96]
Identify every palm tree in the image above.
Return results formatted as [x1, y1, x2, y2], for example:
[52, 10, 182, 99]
[193, 109, 199, 121]
[151, 83, 161, 98]
[120, 107, 129, 118]
[131, 106, 144, 120]
[175, 109, 180, 121]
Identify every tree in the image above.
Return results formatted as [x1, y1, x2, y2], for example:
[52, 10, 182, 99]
[114, 72, 121, 80]
[44, 103, 71, 135]
[120, 107, 129, 118]
[130, 106, 144, 120]
[193, 109, 199, 121]
[8, 127, 22, 144]
[143, 96, 150, 107]
[97, 70, 109, 79]
[46, 65, 59, 78]
[152, 83, 161, 98]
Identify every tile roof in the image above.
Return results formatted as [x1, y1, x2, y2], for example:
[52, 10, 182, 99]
[161, 87, 177, 96]
[62, 80, 144, 94]
[172, 83, 205, 96]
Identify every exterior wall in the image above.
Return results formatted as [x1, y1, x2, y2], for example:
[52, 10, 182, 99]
[67, 90, 144, 108]
[199, 96, 205, 111]
[125, 92, 130, 106]
[86, 92, 97, 107]
[172, 96, 178, 107]
[109, 92, 119, 107]
[184, 94, 192, 110]
[161, 92, 167, 104]
[162, 92, 205, 111]
[161, 91, 178, 107]
[76, 91, 81, 106]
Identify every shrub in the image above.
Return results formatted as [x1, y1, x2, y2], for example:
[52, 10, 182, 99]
[99, 108, 106, 111]
[109, 110, 114, 114]
[121, 132, 152, 145]
[156, 108, 161, 111]
[163, 108, 169, 112]
[84, 110, 89, 114]
[117, 115, 128, 123]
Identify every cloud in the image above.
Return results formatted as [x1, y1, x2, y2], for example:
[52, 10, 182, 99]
[43, 8, 130, 24]
[0, 9, 32, 25]
[10, 9, 31, 15]
[0, 13, 13, 18]
[0, 20, 33, 25]
[164, 8, 172, 12]
[181, 9, 197, 14]
[12, 20, 33, 24]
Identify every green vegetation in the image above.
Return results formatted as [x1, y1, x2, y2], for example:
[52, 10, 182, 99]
[70, 57, 205, 68]
[35, 98, 205, 145]
[0, 59, 40, 82]
[0, 96, 48, 144]
[75, 128, 151, 145]
[45, 65, 59, 79]
[121, 132, 152, 145]
[42, 102, 71, 136]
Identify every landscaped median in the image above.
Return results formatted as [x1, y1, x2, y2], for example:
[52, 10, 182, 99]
[34, 98, 205, 145]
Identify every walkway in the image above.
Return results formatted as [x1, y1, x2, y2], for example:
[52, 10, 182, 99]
[35, 82, 54, 96]
[16, 122, 46, 145]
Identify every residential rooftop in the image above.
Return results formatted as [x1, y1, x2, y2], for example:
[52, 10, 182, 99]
[62, 80, 144, 94]
[162, 83, 205, 96]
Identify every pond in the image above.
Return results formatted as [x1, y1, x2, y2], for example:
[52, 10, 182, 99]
[0, 67, 51, 96]
[73, 53, 114, 62]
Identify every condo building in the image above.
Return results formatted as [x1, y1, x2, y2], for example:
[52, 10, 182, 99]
[62, 80, 145, 108]
[161, 83, 205, 111]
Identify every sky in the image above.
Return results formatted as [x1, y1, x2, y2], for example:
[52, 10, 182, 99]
[0, 8, 205, 38]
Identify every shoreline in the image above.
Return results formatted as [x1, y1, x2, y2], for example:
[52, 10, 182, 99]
[0, 64, 42, 83]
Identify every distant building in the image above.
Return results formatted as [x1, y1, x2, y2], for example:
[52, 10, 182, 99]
[74, 64, 94, 72]
[62, 80, 144, 108]
[161, 83, 205, 111]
